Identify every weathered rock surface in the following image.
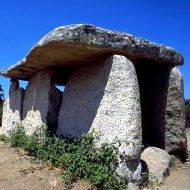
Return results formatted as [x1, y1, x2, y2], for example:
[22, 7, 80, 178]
[2, 79, 24, 134]
[0, 24, 183, 80]
[141, 147, 171, 183]
[22, 69, 62, 134]
[165, 67, 187, 158]
[57, 55, 142, 182]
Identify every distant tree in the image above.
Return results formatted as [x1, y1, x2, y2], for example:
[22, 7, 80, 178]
[0, 85, 4, 101]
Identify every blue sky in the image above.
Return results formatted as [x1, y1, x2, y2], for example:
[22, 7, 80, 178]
[0, 0, 189, 98]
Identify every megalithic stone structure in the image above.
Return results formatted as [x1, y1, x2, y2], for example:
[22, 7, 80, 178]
[0, 24, 187, 181]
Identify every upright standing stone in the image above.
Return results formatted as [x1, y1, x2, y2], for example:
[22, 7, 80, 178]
[2, 79, 24, 134]
[22, 69, 62, 134]
[165, 67, 187, 158]
[57, 55, 142, 182]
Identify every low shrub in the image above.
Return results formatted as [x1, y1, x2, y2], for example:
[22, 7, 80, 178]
[7, 125, 128, 190]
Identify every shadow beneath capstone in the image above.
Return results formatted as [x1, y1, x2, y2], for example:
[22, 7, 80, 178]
[135, 62, 171, 150]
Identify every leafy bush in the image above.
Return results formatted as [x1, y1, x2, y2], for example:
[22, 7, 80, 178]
[8, 125, 128, 190]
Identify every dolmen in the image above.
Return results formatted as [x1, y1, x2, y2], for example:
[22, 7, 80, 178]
[0, 24, 187, 182]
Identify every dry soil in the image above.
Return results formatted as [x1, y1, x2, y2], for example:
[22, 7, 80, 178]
[0, 142, 95, 190]
[0, 129, 190, 190]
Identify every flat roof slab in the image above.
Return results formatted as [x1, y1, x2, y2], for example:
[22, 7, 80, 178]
[0, 24, 184, 80]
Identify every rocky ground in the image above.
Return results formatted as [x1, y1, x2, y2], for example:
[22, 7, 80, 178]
[0, 128, 189, 190]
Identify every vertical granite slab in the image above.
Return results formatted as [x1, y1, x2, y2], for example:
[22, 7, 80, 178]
[2, 79, 24, 134]
[165, 67, 187, 158]
[57, 55, 142, 182]
[22, 69, 62, 134]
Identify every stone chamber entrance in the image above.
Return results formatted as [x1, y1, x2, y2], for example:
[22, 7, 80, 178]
[135, 63, 170, 150]
[135, 62, 187, 159]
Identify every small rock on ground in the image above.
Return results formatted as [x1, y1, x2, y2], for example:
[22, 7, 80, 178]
[141, 147, 171, 183]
